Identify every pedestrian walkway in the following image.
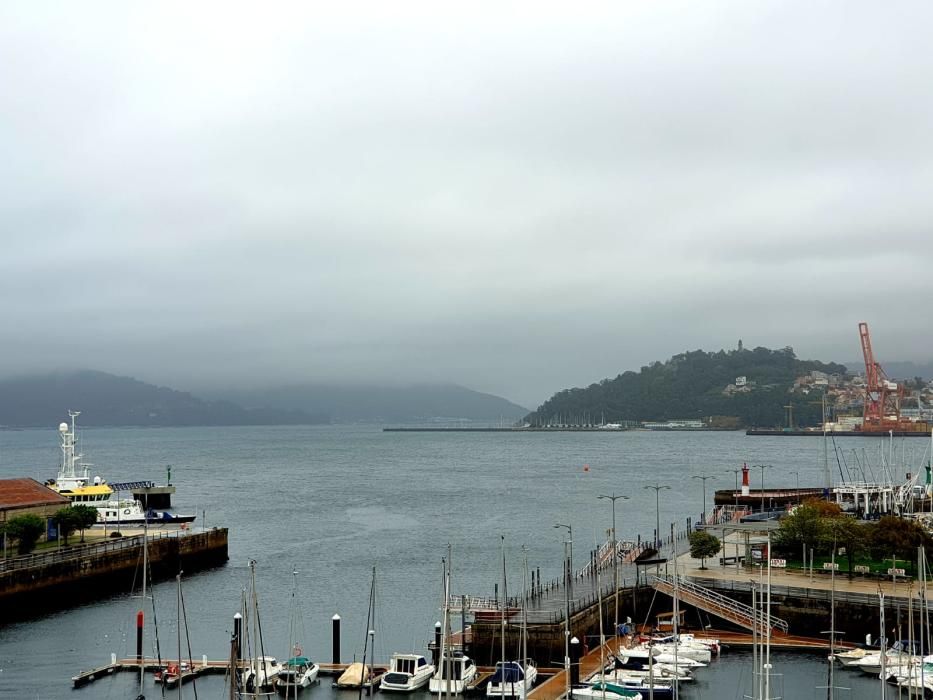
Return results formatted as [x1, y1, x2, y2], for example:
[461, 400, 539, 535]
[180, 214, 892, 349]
[675, 541, 914, 601]
[528, 635, 629, 700]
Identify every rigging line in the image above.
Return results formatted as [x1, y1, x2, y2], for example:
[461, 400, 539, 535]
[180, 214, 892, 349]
[180, 575, 198, 700]
[147, 559, 166, 699]
[829, 433, 847, 484]
[640, 584, 661, 636]
[255, 566, 270, 698]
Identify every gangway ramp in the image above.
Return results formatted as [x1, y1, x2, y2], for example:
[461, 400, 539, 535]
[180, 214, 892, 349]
[652, 574, 788, 635]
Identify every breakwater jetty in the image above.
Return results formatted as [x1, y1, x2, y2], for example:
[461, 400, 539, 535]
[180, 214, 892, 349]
[0, 527, 228, 620]
[383, 427, 629, 432]
[747, 428, 931, 437]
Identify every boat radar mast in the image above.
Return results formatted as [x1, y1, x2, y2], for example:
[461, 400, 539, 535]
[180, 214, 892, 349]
[57, 410, 93, 491]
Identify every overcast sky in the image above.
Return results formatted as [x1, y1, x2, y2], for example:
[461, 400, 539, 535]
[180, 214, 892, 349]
[2, 2, 932, 407]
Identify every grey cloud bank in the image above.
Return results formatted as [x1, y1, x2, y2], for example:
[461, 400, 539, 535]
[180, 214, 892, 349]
[2, 2, 932, 408]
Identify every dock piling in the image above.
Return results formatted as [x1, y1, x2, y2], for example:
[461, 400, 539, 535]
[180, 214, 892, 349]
[136, 611, 143, 661]
[233, 613, 242, 662]
[332, 614, 341, 664]
[569, 637, 581, 686]
[433, 622, 441, 666]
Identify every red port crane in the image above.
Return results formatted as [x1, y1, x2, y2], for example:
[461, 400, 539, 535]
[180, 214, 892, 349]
[858, 322, 907, 432]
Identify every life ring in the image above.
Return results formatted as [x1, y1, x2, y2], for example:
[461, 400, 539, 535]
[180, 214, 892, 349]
[123, 509, 131, 515]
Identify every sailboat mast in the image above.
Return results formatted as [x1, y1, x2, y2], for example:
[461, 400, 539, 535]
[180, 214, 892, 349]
[138, 512, 148, 695]
[359, 567, 376, 700]
[522, 546, 528, 676]
[177, 572, 183, 700]
[828, 539, 835, 700]
[438, 553, 449, 700]
[879, 591, 886, 700]
[499, 536, 506, 700]
[765, 532, 772, 700]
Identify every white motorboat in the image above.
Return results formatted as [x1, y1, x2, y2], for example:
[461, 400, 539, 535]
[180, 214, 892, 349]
[858, 647, 918, 676]
[95, 498, 196, 526]
[604, 667, 692, 683]
[275, 571, 320, 694]
[570, 682, 643, 700]
[651, 653, 705, 669]
[275, 655, 319, 694]
[429, 651, 478, 694]
[485, 661, 537, 698]
[242, 656, 282, 694]
[380, 653, 435, 692]
[835, 647, 870, 667]
[652, 643, 711, 664]
[579, 677, 668, 699]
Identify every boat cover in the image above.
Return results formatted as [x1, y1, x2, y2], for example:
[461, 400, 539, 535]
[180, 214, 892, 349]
[490, 662, 524, 683]
[337, 662, 371, 686]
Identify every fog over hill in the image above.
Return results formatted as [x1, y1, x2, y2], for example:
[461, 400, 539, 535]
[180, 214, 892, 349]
[0, 371, 527, 427]
[211, 383, 528, 424]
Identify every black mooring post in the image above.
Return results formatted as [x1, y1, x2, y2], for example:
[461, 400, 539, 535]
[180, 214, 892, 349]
[332, 614, 341, 664]
[233, 612, 242, 661]
[136, 610, 144, 661]
[433, 621, 442, 666]
[570, 636, 581, 685]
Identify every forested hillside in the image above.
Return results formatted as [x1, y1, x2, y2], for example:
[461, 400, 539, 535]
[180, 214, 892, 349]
[527, 347, 848, 428]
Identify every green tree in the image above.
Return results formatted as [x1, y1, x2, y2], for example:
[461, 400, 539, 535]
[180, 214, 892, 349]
[823, 516, 870, 579]
[54, 507, 82, 546]
[5, 514, 46, 555]
[870, 516, 930, 573]
[689, 531, 721, 569]
[69, 504, 99, 543]
[774, 500, 834, 557]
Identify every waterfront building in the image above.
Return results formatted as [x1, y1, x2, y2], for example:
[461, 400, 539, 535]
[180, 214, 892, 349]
[0, 478, 69, 544]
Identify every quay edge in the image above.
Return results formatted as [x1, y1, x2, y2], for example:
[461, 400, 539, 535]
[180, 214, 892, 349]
[0, 527, 228, 622]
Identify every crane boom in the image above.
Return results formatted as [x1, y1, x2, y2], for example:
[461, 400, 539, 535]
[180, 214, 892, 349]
[858, 322, 905, 432]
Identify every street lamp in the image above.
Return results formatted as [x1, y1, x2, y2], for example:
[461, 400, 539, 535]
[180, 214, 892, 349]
[751, 464, 773, 513]
[598, 494, 629, 636]
[643, 484, 670, 548]
[554, 523, 572, 700]
[554, 523, 573, 599]
[691, 475, 715, 525]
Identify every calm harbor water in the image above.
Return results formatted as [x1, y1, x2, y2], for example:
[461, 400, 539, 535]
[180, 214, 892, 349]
[0, 425, 926, 699]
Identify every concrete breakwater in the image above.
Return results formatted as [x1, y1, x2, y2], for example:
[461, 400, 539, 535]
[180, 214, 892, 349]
[0, 528, 228, 620]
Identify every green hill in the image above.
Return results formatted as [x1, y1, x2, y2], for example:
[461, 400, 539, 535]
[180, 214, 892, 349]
[527, 346, 848, 428]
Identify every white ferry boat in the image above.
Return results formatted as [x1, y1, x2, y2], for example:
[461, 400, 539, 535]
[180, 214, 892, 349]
[46, 411, 195, 526]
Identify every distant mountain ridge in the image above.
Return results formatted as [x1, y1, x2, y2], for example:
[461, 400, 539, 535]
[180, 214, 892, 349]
[0, 370, 319, 428]
[213, 383, 528, 423]
[0, 371, 527, 427]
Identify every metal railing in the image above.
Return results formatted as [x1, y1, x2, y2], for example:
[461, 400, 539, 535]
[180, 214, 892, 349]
[0, 530, 192, 574]
[685, 574, 913, 606]
[653, 574, 789, 634]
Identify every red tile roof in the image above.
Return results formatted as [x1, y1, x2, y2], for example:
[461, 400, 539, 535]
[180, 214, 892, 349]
[0, 478, 70, 510]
